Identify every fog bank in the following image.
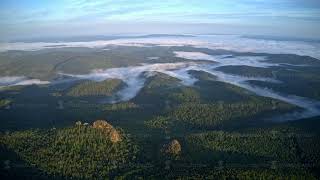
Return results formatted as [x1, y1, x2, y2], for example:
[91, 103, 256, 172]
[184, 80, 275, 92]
[1, 35, 320, 59]
[0, 76, 49, 88]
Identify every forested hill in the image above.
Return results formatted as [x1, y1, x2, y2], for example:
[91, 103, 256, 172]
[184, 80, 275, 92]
[1, 117, 320, 179]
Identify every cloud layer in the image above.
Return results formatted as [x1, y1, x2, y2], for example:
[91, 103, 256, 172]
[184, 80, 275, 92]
[1, 0, 320, 40]
[1, 35, 320, 59]
[0, 76, 49, 88]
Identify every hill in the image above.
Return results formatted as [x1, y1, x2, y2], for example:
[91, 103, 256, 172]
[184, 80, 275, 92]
[0, 120, 138, 179]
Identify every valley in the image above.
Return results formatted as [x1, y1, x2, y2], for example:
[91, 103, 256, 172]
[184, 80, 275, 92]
[0, 35, 320, 179]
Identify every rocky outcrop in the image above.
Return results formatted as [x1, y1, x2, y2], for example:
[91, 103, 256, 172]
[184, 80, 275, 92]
[92, 120, 121, 143]
[109, 129, 121, 143]
[162, 139, 181, 156]
[93, 120, 114, 131]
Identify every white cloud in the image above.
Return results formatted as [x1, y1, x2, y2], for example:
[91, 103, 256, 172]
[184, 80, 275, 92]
[0, 76, 49, 88]
[1, 35, 319, 59]
[174, 51, 275, 67]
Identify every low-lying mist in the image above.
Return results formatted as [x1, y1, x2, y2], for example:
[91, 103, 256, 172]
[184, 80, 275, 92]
[1, 35, 320, 59]
[58, 52, 320, 120]
[0, 76, 49, 88]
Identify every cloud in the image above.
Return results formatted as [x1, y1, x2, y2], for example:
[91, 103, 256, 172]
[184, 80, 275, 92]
[1, 0, 320, 40]
[174, 51, 288, 68]
[1, 35, 319, 59]
[0, 76, 49, 88]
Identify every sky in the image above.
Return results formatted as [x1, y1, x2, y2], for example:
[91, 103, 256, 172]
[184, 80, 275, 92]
[0, 0, 320, 41]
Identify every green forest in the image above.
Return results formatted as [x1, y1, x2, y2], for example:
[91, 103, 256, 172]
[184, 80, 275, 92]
[1, 121, 139, 179]
[1, 46, 320, 179]
[67, 79, 124, 97]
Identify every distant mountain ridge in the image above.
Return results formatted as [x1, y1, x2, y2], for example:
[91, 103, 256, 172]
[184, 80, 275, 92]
[10, 34, 195, 43]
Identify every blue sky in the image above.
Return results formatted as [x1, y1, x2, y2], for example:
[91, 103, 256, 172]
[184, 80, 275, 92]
[0, 0, 320, 40]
